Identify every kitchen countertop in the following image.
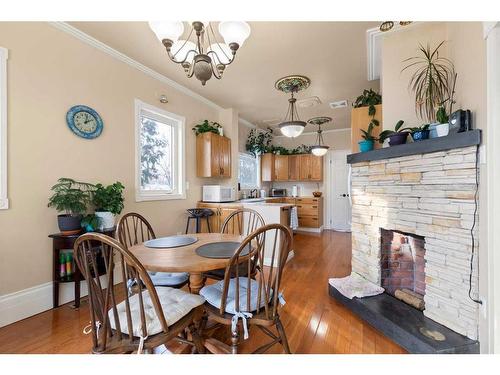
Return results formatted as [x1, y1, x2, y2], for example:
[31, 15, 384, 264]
[198, 196, 320, 207]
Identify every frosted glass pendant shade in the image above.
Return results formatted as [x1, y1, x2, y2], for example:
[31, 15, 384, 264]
[208, 43, 233, 65]
[311, 146, 329, 156]
[279, 121, 306, 138]
[218, 21, 251, 47]
[171, 40, 196, 63]
[148, 21, 184, 42]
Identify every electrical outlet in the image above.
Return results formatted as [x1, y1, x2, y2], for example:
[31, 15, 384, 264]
[480, 297, 487, 319]
[479, 144, 486, 164]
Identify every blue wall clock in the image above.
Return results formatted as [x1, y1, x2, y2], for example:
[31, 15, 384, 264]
[66, 105, 103, 139]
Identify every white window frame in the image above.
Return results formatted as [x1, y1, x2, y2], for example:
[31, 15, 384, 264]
[238, 152, 260, 190]
[0, 47, 8, 210]
[135, 99, 186, 202]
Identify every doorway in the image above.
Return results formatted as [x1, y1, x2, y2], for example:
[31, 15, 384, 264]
[325, 149, 351, 232]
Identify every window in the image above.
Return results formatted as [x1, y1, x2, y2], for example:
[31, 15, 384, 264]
[135, 99, 185, 201]
[239, 152, 259, 189]
[0, 47, 8, 210]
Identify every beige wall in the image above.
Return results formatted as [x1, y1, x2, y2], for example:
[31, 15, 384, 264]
[0, 22, 231, 295]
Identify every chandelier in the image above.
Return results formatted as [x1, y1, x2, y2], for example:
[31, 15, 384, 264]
[308, 117, 331, 157]
[148, 21, 251, 85]
[275, 75, 311, 138]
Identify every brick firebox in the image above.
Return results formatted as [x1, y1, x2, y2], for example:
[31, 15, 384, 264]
[380, 229, 426, 297]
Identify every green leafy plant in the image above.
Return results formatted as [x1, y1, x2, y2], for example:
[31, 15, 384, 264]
[93, 182, 125, 215]
[353, 88, 382, 116]
[192, 120, 222, 136]
[360, 123, 377, 142]
[436, 106, 449, 124]
[401, 123, 430, 133]
[48, 178, 94, 215]
[245, 127, 274, 157]
[81, 214, 100, 231]
[402, 41, 457, 123]
[290, 144, 312, 154]
[378, 120, 406, 144]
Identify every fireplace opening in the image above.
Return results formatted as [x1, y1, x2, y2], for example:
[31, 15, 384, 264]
[380, 229, 426, 311]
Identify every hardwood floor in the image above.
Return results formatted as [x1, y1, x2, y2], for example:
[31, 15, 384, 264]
[0, 230, 406, 354]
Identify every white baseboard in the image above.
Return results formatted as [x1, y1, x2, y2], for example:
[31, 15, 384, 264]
[295, 226, 324, 233]
[0, 266, 122, 328]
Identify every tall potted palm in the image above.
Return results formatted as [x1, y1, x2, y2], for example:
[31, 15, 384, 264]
[402, 41, 457, 136]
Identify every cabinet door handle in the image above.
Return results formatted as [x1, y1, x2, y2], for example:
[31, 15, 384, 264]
[312, 206, 318, 208]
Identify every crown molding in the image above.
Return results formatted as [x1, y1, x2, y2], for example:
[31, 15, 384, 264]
[48, 22, 256, 127]
[274, 127, 350, 138]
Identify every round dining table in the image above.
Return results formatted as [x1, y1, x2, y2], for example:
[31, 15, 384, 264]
[129, 232, 245, 294]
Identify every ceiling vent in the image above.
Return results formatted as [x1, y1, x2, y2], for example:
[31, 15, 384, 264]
[296, 96, 322, 108]
[329, 100, 348, 109]
[262, 118, 281, 126]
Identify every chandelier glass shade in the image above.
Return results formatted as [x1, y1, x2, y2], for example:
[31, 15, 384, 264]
[148, 21, 250, 85]
[275, 75, 311, 138]
[308, 117, 331, 157]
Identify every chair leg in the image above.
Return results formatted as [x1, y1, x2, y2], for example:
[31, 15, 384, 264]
[185, 217, 191, 234]
[189, 323, 205, 354]
[206, 217, 211, 233]
[231, 329, 240, 354]
[276, 319, 291, 354]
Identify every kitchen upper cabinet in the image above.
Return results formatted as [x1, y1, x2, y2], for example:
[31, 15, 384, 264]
[260, 153, 323, 182]
[274, 155, 289, 181]
[196, 132, 231, 178]
[288, 155, 300, 181]
[261, 153, 274, 182]
[299, 154, 323, 181]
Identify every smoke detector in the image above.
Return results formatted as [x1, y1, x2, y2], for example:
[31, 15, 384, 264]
[329, 100, 348, 109]
[297, 96, 322, 108]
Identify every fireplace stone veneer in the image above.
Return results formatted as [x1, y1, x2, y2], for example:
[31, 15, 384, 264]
[349, 145, 479, 340]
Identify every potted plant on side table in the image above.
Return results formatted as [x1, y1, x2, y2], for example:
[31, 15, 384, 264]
[379, 120, 410, 147]
[48, 178, 94, 235]
[93, 182, 125, 230]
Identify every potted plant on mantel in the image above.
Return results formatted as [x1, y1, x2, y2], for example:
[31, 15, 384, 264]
[359, 122, 377, 152]
[48, 178, 94, 235]
[92, 182, 125, 230]
[402, 41, 457, 137]
[379, 120, 410, 146]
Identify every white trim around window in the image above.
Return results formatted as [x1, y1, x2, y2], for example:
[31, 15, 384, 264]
[134, 99, 186, 202]
[0, 47, 8, 210]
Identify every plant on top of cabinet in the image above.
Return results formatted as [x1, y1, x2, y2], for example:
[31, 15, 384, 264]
[92, 182, 125, 230]
[48, 178, 94, 235]
[353, 89, 382, 114]
[402, 41, 457, 124]
[192, 120, 222, 136]
[245, 127, 273, 157]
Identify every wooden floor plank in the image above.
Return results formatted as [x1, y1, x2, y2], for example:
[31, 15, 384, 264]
[0, 230, 406, 354]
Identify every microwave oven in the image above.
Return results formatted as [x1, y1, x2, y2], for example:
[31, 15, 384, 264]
[202, 185, 236, 203]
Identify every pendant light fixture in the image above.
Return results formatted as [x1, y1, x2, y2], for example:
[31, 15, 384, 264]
[308, 116, 331, 157]
[275, 75, 311, 138]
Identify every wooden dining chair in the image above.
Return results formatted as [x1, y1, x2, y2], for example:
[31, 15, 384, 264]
[199, 223, 293, 354]
[116, 213, 189, 289]
[73, 233, 205, 354]
[204, 208, 265, 281]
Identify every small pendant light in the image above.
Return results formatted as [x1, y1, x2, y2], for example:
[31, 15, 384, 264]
[308, 116, 331, 157]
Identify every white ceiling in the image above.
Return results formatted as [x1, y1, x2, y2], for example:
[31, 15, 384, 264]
[69, 21, 380, 132]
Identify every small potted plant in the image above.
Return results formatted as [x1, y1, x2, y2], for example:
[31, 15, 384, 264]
[403, 124, 431, 142]
[81, 214, 100, 232]
[92, 182, 125, 230]
[48, 178, 94, 234]
[379, 120, 410, 146]
[192, 120, 222, 136]
[359, 123, 377, 152]
[245, 127, 273, 157]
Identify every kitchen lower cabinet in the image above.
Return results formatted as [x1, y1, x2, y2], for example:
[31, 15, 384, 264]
[196, 203, 241, 234]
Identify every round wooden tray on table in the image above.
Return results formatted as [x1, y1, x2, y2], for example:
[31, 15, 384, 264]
[129, 233, 246, 294]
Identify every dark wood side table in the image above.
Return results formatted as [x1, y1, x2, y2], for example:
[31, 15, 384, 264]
[49, 228, 115, 309]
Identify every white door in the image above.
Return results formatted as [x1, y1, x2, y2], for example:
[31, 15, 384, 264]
[327, 150, 352, 232]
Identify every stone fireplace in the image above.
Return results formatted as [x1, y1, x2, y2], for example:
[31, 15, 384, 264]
[349, 139, 480, 340]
